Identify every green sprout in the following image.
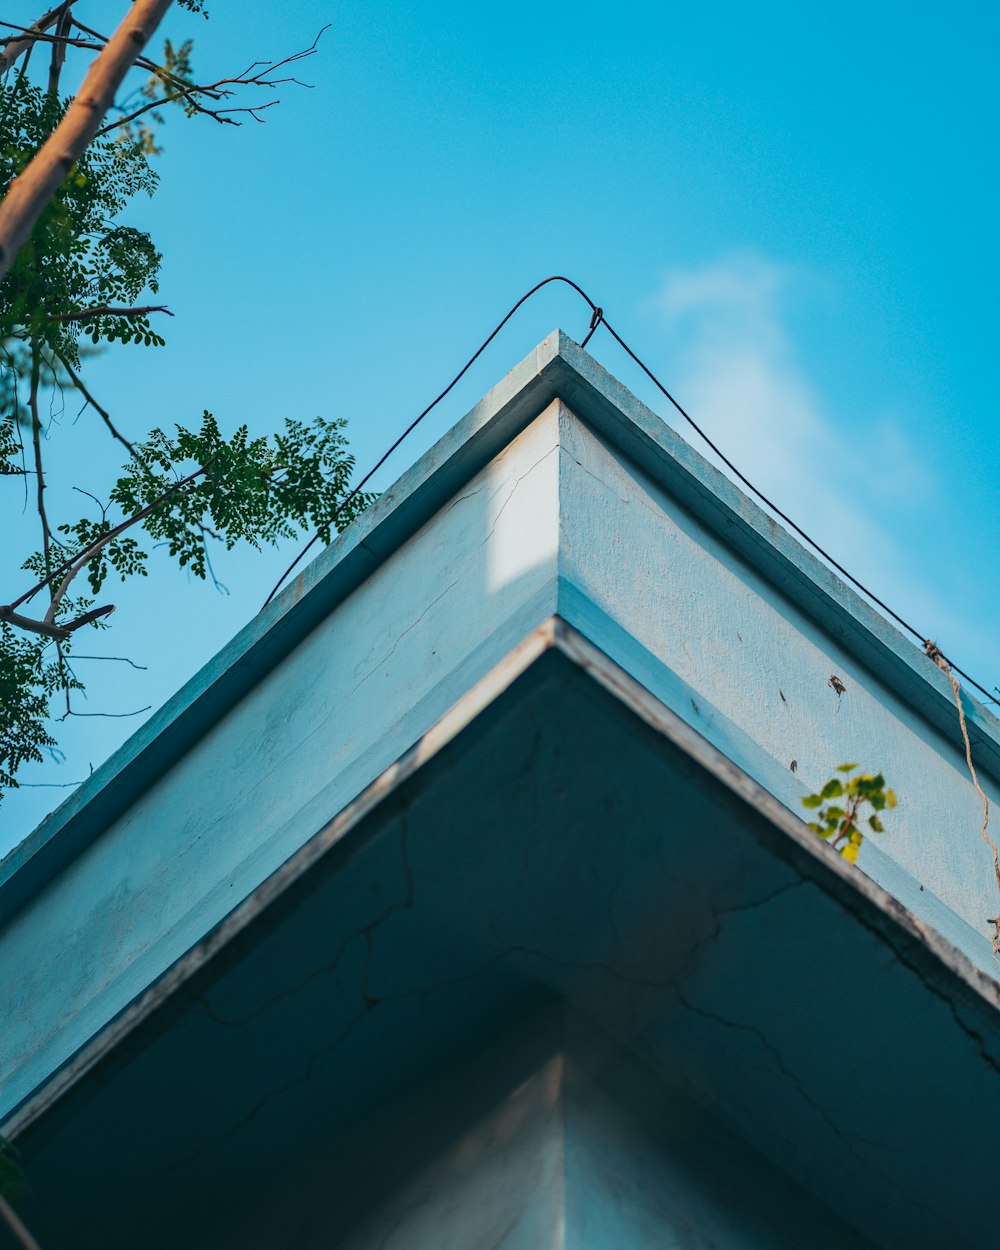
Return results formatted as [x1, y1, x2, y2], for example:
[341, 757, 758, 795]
[801, 764, 896, 863]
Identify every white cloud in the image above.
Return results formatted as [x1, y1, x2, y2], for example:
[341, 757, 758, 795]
[655, 252, 946, 626]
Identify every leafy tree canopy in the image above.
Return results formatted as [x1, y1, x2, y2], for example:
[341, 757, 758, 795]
[0, 4, 370, 807]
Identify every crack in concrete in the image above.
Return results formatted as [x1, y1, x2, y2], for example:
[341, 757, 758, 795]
[168, 816, 417, 1174]
[480, 444, 559, 550]
[835, 892, 1000, 1080]
[667, 985, 967, 1245]
[436, 478, 490, 518]
[499, 939, 963, 1245]
[350, 580, 461, 698]
[678, 878, 806, 982]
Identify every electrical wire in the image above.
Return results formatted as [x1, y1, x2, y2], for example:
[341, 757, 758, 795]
[262, 276, 998, 708]
[262, 276, 598, 607]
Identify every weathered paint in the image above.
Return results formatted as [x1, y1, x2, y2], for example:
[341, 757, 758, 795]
[0, 407, 560, 1118]
[555, 408, 1000, 961]
[2, 330, 999, 1137]
[10, 627, 996, 1249]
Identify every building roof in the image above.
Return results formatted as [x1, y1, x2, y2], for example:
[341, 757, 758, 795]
[4, 332, 1000, 1248]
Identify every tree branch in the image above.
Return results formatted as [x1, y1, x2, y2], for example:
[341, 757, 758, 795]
[46, 303, 173, 323]
[42, 459, 211, 623]
[0, 1, 75, 76]
[51, 345, 138, 457]
[28, 340, 54, 588]
[95, 24, 330, 135]
[0, 603, 72, 639]
[45, 2, 72, 98]
[0, 0, 175, 282]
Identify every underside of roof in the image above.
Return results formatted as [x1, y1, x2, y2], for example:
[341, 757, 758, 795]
[11, 621, 1000, 1250]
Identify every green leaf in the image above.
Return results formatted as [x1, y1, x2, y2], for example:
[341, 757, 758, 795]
[820, 779, 844, 799]
[835, 762, 858, 772]
[801, 794, 823, 808]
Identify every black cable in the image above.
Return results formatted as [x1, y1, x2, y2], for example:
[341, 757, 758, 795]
[261, 276, 998, 709]
[262, 276, 600, 607]
[595, 315, 998, 707]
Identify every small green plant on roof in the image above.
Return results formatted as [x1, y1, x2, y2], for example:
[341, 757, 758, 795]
[801, 764, 896, 863]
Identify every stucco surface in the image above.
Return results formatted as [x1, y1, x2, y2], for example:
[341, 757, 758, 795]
[11, 633, 993, 1250]
[0, 406, 560, 1118]
[3, 327, 999, 1180]
[555, 408, 999, 960]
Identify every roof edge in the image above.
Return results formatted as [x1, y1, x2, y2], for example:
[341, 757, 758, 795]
[0, 331, 576, 914]
[4, 328, 998, 922]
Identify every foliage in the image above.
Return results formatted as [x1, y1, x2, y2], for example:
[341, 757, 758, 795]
[119, 37, 198, 156]
[0, 11, 371, 804]
[801, 763, 896, 863]
[0, 77, 164, 359]
[1, 412, 373, 798]
[0, 622, 77, 790]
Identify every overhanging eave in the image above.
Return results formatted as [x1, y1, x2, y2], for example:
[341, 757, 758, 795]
[9, 618, 1000, 1250]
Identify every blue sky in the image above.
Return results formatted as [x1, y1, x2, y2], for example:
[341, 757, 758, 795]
[2, 0, 998, 848]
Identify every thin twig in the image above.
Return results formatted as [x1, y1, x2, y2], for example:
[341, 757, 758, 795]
[72, 653, 147, 670]
[57, 703, 150, 721]
[95, 25, 330, 136]
[46, 303, 173, 323]
[51, 345, 137, 457]
[72, 483, 109, 519]
[56, 636, 71, 714]
[925, 640, 1000, 955]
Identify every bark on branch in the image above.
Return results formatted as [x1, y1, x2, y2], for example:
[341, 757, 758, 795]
[0, 1, 75, 76]
[2, 459, 211, 638]
[0, 601, 112, 640]
[0, 0, 175, 282]
[46, 303, 173, 322]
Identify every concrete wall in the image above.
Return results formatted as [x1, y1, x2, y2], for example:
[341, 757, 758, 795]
[185, 1008, 875, 1250]
[0, 407, 562, 1120]
[3, 331, 998, 1131]
[556, 404, 1000, 971]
